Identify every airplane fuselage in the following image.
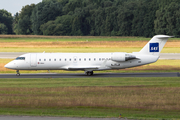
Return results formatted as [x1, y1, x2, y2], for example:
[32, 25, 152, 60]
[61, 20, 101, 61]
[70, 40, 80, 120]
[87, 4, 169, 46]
[6, 52, 158, 71]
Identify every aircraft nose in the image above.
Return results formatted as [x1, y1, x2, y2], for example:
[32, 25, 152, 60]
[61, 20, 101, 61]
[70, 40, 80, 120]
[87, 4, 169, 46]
[4, 62, 16, 69]
[4, 63, 11, 69]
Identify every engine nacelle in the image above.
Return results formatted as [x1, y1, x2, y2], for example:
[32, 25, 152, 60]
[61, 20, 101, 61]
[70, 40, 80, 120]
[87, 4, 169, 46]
[111, 52, 136, 62]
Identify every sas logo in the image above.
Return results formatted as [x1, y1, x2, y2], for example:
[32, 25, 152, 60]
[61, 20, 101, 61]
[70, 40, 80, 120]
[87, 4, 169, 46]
[149, 43, 159, 52]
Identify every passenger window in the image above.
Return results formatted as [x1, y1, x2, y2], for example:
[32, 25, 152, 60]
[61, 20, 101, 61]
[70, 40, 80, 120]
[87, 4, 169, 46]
[84, 58, 86, 61]
[44, 59, 46, 61]
[65, 59, 66, 61]
[54, 59, 56, 61]
[49, 59, 51, 61]
[94, 58, 96, 61]
[69, 59, 71, 61]
[79, 58, 81, 61]
[99, 58, 101, 61]
[59, 59, 61, 61]
[39, 59, 41, 61]
[89, 58, 91, 61]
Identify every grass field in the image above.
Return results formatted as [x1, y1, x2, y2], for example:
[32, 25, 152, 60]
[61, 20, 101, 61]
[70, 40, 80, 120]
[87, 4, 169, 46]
[0, 35, 180, 53]
[0, 36, 149, 42]
[0, 34, 180, 41]
[0, 41, 180, 53]
[0, 77, 180, 119]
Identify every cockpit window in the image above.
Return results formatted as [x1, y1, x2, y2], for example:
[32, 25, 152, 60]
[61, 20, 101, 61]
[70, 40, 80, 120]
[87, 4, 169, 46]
[15, 57, 25, 60]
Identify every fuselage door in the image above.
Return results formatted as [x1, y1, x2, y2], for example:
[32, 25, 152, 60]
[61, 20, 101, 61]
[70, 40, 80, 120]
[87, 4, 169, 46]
[30, 54, 37, 67]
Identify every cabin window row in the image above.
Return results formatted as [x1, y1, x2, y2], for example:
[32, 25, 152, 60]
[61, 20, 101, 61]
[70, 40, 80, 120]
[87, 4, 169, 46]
[39, 58, 111, 62]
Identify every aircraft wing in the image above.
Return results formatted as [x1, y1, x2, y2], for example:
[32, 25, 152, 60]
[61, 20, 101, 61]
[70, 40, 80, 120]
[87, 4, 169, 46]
[68, 66, 99, 71]
[65, 60, 110, 71]
[61, 66, 99, 71]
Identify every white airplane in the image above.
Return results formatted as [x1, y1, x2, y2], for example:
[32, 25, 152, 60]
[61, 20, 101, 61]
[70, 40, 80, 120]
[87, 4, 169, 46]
[5, 35, 172, 76]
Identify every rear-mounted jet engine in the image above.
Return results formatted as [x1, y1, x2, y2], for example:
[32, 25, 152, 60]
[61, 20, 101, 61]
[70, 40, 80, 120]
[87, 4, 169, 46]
[111, 52, 136, 62]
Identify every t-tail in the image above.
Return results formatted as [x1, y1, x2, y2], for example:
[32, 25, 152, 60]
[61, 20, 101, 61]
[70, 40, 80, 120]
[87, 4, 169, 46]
[139, 35, 173, 56]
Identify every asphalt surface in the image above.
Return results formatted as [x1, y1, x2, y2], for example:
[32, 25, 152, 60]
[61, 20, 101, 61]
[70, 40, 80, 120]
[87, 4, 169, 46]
[0, 116, 127, 120]
[159, 53, 180, 59]
[0, 72, 179, 78]
[0, 52, 26, 59]
[0, 52, 180, 59]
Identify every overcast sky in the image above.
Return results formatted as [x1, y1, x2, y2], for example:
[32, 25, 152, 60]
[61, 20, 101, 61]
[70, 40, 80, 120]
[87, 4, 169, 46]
[0, 0, 42, 15]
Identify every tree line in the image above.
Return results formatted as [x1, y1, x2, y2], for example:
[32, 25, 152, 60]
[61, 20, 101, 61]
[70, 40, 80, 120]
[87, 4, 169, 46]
[1, 0, 180, 37]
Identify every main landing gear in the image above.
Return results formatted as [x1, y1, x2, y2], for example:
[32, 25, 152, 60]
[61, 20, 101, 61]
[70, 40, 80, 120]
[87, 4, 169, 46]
[16, 70, 20, 76]
[85, 71, 94, 76]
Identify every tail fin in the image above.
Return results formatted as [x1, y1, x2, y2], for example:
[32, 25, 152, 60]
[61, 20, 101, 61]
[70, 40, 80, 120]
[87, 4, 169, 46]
[139, 35, 173, 55]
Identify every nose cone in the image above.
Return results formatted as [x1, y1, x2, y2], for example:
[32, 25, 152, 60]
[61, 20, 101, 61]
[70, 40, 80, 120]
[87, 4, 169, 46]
[4, 62, 16, 70]
[4, 63, 11, 69]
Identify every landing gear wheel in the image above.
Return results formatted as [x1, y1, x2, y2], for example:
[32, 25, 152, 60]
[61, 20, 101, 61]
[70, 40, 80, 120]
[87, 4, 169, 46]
[16, 74, 20, 76]
[85, 71, 94, 76]
[90, 71, 93, 76]
[87, 72, 91, 76]
[16, 70, 20, 76]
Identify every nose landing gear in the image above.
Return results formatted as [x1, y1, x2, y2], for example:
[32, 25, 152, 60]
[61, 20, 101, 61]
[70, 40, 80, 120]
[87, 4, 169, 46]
[16, 70, 20, 76]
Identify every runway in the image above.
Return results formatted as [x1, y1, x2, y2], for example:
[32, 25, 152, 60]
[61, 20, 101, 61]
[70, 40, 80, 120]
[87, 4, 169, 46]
[0, 72, 179, 78]
[0, 52, 180, 59]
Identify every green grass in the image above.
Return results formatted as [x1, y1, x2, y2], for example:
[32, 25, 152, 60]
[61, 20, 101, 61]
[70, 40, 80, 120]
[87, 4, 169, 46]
[0, 77, 180, 119]
[0, 37, 150, 42]
[0, 37, 177, 42]
[0, 107, 179, 119]
[0, 77, 179, 88]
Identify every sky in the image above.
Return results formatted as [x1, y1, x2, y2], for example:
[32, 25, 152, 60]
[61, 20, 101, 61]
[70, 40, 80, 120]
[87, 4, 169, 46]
[0, 0, 42, 15]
